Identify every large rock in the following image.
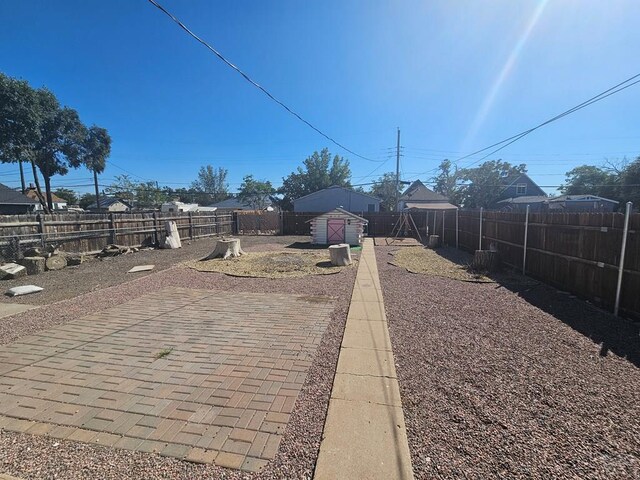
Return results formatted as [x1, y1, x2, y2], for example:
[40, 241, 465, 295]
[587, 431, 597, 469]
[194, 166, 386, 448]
[0, 263, 27, 280]
[19, 257, 46, 275]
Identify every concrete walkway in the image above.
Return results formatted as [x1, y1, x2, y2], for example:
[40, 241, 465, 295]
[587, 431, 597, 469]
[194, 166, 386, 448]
[314, 238, 414, 480]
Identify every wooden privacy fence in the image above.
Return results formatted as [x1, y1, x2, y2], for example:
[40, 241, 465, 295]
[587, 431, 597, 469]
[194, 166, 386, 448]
[235, 211, 280, 235]
[0, 211, 233, 261]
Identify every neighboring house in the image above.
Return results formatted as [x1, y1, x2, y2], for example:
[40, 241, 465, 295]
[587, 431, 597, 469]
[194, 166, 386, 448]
[307, 208, 368, 245]
[491, 173, 547, 209]
[293, 186, 381, 213]
[160, 201, 217, 213]
[548, 194, 619, 212]
[0, 183, 38, 214]
[398, 180, 457, 211]
[25, 187, 67, 211]
[87, 197, 131, 213]
[495, 195, 549, 212]
[209, 196, 275, 211]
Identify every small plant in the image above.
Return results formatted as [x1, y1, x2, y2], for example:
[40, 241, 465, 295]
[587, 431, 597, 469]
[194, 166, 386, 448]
[155, 348, 173, 359]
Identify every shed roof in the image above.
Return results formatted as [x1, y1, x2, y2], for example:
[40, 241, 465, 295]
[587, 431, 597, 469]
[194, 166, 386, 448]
[549, 194, 619, 204]
[405, 201, 458, 210]
[306, 207, 369, 223]
[496, 195, 549, 205]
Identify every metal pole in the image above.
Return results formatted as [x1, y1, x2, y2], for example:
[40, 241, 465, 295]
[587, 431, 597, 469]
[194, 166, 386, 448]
[522, 205, 530, 275]
[479, 207, 483, 250]
[442, 210, 445, 243]
[455, 208, 459, 249]
[395, 128, 400, 211]
[433, 210, 436, 236]
[614, 201, 632, 316]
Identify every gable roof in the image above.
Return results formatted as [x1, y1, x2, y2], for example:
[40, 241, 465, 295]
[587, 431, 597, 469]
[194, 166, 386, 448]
[208, 195, 273, 209]
[306, 207, 369, 224]
[25, 188, 66, 204]
[0, 184, 39, 205]
[88, 197, 131, 209]
[496, 195, 549, 205]
[549, 194, 619, 204]
[293, 185, 381, 203]
[399, 180, 448, 202]
[501, 173, 546, 196]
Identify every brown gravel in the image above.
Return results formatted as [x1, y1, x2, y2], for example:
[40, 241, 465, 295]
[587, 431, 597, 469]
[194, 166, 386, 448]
[377, 245, 640, 479]
[0, 236, 355, 480]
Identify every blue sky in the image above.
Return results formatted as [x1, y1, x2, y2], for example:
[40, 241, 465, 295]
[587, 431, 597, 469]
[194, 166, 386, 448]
[1, 0, 639, 196]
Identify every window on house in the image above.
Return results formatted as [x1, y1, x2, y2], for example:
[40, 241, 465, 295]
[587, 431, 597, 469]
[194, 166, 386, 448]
[516, 184, 527, 195]
[367, 203, 375, 212]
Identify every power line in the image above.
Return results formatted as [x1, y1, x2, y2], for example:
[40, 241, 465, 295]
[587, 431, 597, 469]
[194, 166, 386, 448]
[147, 0, 383, 163]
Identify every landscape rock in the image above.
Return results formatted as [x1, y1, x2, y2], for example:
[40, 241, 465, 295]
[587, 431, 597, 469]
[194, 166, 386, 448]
[0, 263, 27, 280]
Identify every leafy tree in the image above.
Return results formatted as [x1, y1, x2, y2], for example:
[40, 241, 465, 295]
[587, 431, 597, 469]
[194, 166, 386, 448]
[561, 165, 617, 200]
[431, 159, 462, 204]
[135, 181, 168, 209]
[78, 193, 96, 210]
[369, 172, 402, 211]
[620, 157, 640, 206]
[83, 125, 111, 209]
[53, 188, 78, 205]
[105, 174, 137, 205]
[279, 148, 351, 210]
[238, 175, 275, 210]
[191, 165, 229, 205]
[454, 160, 527, 208]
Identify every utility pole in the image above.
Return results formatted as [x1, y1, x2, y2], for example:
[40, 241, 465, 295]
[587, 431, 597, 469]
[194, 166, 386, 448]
[395, 127, 400, 211]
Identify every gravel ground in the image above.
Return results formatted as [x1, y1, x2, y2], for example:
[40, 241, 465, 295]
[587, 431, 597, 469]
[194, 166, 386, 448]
[388, 247, 492, 283]
[0, 236, 354, 480]
[377, 245, 640, 480]
[0, 235, 310, 306]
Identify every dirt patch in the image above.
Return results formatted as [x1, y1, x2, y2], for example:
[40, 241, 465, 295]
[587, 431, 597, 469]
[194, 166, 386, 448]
[186, 250, 356, 278]
[373, 237, 422, 246]
[389, 246, 493, 282]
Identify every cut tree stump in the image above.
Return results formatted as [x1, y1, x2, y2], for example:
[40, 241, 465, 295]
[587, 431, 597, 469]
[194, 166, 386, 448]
[161, 221, 182, 249]
[329, 243, 352, 266]
[45, 255, 67, 271]
[19, 256, 46, 275]
[472, 250, 501, 272]
[427, 235, 440, 249]
[205, 238, 245, 260]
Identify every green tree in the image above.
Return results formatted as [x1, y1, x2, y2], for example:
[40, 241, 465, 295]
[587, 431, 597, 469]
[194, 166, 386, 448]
[369, 172, 401, 211]
[620, 156, 640, 206]
[78, 193, 96, 210]
[455, 160, 527, 208]
[238, 175, 275, 210]
[135, 181, 168, 209]
[191, 165, 229, 205]
[279, 148, 351, 210]
[83, 125, 111, 209]
[53, 188, 78, 205]
[561, 165, 617, 199]
[431, 159, 462, 204]
[106, 175, 137, 206]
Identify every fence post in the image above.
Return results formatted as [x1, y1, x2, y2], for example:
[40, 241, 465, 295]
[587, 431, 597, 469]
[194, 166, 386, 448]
[455, 208, 459, 249]
[479, 207, 483, 250]
[152, 212, 159, 246]
[36, 213, 46, 248]
[614, 201, 632, 316]
[522, 205, 530, 275]
[108, 213, 117, 244]
[188, 212, 194, 240]
[442, 210, 445, 244]
[214, 211, 218, 236]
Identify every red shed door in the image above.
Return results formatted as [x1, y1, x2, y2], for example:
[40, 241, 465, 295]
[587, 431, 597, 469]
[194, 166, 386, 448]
[327, 219, 345, 244]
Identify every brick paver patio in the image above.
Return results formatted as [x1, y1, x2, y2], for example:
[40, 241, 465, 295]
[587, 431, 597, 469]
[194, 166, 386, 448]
[0, 288, 334, 472]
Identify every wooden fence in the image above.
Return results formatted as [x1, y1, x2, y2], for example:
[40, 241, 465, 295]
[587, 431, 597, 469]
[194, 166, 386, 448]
[0, 211, 233, 260]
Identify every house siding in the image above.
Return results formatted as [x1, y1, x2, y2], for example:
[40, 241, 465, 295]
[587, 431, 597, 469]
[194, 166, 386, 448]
[294, 188, 380, 213]
[499, 175, 545, 200]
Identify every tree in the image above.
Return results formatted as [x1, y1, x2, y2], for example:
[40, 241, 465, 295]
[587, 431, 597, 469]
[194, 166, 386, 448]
[53, 188, 78, 205]
[619, 156, 640, 206]
[78, 193, 96, 210]
[279, 148, 351, 210]
[369, 172, 402, 211]
[454, 160, 527, 208]
[83, 125, 111, 209]
[135, 181, 168, 209]
[191, 165, 229, 205]
[431, 159, 462, 204]
[105, 175, 137, 206]
[561, 165, 617, 200]
[238, 175, 275, 210]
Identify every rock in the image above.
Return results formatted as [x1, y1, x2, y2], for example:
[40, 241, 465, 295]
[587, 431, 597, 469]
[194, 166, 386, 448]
[45, 255, 67, 271]
[0, 263, 27, 280]
[19, 257, 46, 275]
[6, 285, 43, 296]
[127, 265, 155, 273]
[328, 244, 352, 266]
[66, 254, 86, 266]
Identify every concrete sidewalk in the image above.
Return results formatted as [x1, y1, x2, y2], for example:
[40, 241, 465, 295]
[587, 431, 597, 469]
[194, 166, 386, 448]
[314, 238, 414, 479]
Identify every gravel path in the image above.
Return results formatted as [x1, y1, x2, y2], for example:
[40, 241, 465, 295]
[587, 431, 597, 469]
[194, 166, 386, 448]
[377, 245, 640, 480]
[0, 236, 310, 306]
[0, 239, 355, 479]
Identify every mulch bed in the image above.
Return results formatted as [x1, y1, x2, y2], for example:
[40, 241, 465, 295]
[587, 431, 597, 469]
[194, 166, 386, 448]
[376, 244, 640, 479]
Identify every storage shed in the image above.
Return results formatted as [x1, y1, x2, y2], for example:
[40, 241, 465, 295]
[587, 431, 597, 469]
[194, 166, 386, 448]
[307, 208, 368, 245]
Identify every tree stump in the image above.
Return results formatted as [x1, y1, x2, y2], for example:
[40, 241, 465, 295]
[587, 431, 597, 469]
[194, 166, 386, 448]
[161, 221, 182, 249]
[205, 238, 245, 260]
[19, 257, 46, 275]
[45, 255, 67, 271]
[329, 244, 352, 266]
[427, 235, 440, 249]
[472, 250, 501, 272]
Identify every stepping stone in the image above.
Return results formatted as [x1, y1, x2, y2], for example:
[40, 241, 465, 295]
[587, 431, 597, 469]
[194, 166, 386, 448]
[127, 265, 155, 273]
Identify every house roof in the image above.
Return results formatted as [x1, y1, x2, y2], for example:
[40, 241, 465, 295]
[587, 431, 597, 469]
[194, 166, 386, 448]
[405, 201, 458, 210]
[549, 194, 619, 204]
[306, 207, 369, 224]
[293, 186, 381, 203]
[88, 197, 131, 209]
[0, 184, 38, 205]
[501, 173, 546, 196]
[208, 195, 273, 210]
[399, 180, 449, 202]
[25, 188, 66, 203]
[497, 195, 549, 204]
